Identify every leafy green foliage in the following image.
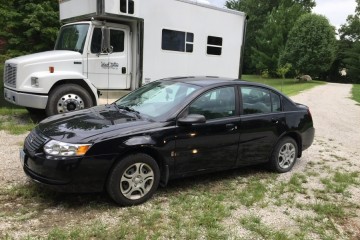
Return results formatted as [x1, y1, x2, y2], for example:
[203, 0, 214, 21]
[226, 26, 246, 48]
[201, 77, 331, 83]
[0, 0, 59, 58]
[343, 41, 360, 82]
[226, 0, 315, 74]
[276, 63, 292, 79]
[280, 14, 337, 77]
[336, 0, 360, 83]
[251, 2, 308, 76]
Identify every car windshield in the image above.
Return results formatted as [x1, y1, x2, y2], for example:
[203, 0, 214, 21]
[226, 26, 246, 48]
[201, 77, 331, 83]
[115, 81, 200, 120]
[55, 24, 90, 53]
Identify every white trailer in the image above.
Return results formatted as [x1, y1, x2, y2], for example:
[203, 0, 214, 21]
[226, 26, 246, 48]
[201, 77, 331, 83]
[3, 0, 247, 116]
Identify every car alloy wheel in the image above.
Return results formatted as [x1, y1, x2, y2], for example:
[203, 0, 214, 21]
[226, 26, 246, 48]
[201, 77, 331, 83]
[277, 143, 296, 169]
[107, 153, 160, 206]
[120, 163, 155, 200]
[269, 137, 298, 173]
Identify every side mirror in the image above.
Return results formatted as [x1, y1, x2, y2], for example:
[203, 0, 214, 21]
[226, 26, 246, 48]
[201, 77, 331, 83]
[100, 26, 110, 54]
[178, 114, 206, 126]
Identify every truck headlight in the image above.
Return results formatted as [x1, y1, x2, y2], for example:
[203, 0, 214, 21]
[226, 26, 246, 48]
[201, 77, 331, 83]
[44, 140, 91, 156]
[31, 77, 39, 87]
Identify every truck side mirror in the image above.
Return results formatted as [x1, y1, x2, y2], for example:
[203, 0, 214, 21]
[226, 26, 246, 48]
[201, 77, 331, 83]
[100, 26, 111, 54]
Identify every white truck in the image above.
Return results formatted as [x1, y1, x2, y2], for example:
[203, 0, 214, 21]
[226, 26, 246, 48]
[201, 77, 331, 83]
[3, 0, 247, 116]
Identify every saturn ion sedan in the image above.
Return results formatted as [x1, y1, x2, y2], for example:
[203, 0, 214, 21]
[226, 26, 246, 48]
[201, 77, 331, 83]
[21, 77, 314, 206]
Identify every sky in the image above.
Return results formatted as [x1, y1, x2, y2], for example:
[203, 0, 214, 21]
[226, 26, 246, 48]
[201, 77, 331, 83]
[204, 0, 357, 31]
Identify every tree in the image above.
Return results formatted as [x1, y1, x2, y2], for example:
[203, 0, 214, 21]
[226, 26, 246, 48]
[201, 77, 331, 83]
[0, 0, 60, 58]
[250, 2, 309, 76]
[335, 0, 360, 83]
[343, 41, 360, 82]
[279, 14, 337, 77]
[225, 0, 315, 74]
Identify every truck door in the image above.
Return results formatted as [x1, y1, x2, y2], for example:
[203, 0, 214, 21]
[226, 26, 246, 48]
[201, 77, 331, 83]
[87, 26, 131, 90]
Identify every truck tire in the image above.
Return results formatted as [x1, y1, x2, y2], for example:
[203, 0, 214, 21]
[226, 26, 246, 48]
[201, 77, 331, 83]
[46, 84, 93, 116]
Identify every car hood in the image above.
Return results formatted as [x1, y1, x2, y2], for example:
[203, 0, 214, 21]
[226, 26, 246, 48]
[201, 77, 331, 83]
[38, 105, 163, 143]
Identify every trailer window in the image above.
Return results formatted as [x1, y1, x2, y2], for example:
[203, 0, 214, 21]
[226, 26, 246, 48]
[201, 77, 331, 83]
[207, 36, 222, 56]
[120, 0, 134, 14]
[162, 29, 194, 53]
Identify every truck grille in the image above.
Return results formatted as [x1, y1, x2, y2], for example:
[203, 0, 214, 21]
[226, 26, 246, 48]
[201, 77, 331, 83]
[4, 63, 17, 88]
[24, 129, 49, 156]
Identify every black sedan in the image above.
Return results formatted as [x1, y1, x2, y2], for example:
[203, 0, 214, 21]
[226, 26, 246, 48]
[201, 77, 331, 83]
[21, 77, 314, 206]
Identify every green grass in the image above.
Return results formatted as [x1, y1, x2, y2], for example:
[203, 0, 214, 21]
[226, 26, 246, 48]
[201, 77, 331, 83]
[352, 84, 360, 105]
[240, 215, 293, 240]
[236, 177, 268, 206]
[242, 75, 326, 96]
[321, 172, 359, 194]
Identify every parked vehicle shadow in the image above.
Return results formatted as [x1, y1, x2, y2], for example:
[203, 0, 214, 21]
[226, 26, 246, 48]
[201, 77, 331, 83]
[21, 164, 269, 208]
[26, 108, 47, 123]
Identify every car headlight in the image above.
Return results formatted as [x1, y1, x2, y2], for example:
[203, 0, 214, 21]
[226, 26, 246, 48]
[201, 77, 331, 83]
[44, 140, 92, 156]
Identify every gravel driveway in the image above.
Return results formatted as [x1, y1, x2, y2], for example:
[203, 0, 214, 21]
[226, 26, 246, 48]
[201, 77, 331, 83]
[1, 82, 359, 239]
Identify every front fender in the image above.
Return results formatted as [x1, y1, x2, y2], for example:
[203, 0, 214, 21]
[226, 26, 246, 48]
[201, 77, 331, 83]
[20, 71, 85, 93]
[123, 135, 156, 146]
[22, 71, 99, 104]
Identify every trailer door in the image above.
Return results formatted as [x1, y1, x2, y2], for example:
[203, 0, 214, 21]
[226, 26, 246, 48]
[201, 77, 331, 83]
[87, 26, 131, 90]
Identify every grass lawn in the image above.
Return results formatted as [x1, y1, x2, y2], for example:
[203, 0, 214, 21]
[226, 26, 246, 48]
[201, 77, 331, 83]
[351, 84, 360, 105]
[242, 74, 326, 96]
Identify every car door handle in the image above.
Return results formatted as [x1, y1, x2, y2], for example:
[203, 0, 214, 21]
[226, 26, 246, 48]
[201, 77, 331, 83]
[271, 118, 279, 124]
[122, 67, 126, 74]
[226, 123, 237, 131]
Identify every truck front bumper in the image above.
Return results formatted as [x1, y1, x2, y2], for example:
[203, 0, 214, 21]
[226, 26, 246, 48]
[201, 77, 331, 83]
[4, 87, 48, 109]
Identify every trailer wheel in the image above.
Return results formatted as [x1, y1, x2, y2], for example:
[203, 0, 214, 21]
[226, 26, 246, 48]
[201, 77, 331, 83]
[46, 84, 93, 116]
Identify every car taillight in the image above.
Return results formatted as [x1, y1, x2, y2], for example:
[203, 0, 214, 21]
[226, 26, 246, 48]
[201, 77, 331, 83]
[307, 108, 312, 118]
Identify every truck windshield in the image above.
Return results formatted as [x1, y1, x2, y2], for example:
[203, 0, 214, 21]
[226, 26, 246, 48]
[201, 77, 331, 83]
[55, 24, 89, 53]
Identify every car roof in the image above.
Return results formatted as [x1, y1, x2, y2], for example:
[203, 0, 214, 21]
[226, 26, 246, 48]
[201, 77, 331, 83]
[160, 76, 273, 89]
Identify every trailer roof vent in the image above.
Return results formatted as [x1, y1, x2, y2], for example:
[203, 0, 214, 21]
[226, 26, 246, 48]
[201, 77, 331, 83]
[120, 0, 134, 14]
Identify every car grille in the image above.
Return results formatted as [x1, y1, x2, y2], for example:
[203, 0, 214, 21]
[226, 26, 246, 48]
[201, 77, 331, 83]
[24, 129, 48, 155]
[4, 63, 17, 88]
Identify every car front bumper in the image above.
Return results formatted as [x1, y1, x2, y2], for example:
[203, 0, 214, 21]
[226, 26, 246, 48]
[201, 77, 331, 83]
[21, 149, 116, 192]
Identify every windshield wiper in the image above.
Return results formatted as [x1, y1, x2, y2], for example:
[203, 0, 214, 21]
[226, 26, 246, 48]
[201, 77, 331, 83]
[113, 103, 141, 117]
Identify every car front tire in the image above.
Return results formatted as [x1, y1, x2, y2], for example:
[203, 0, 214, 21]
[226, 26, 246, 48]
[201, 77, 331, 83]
[107, 154, 160, 206]
[269, 137, 298, 173]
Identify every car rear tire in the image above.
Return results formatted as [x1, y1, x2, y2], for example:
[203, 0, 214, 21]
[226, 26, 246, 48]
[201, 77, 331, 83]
[107, 154, 160, 206]
[45, 84, 93, 116]
[269, 137, 298, 173]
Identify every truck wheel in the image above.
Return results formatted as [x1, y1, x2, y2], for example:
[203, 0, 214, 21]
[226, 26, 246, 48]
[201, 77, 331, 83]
[46, 84, 93, 116]
[107, 154, 160, 206]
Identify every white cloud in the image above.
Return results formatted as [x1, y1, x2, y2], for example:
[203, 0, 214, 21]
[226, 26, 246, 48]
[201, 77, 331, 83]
[190, 0, 211, 5]
[207, 0, 226, 7]
[313, 0, 356, 29]
[208, 0, 357, 29]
